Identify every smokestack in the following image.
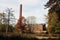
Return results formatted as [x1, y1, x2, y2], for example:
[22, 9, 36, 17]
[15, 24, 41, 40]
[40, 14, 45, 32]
[20, 4, 22, 27]
[15, 2, 23, 31]
[16, 4, 22, 28]
[20, 4, 22, 18]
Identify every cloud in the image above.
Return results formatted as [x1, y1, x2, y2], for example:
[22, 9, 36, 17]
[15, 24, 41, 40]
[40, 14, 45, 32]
[0, 0, 48, 23]
[0, 3, 10, 8]
[21, 0, 40, 7]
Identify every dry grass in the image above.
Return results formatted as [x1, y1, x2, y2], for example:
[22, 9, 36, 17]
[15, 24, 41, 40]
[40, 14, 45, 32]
[0, 32, 60, 38]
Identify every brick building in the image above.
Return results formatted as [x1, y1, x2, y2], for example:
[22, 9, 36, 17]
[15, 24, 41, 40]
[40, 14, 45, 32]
[24, 24, 46, 34]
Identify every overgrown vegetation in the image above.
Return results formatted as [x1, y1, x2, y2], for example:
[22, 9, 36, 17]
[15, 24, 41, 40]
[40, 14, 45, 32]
[0, 8, 16, 32]
[45, 0, 60, 36]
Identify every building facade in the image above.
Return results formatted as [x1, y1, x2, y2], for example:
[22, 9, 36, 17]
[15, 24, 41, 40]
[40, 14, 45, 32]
[24, 24, 46, 34]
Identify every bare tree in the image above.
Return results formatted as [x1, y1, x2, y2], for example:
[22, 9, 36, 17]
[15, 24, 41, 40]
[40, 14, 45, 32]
[26, 16, 36, 32]
[3, 8, 16, 33]
[27, 16, 36, 24]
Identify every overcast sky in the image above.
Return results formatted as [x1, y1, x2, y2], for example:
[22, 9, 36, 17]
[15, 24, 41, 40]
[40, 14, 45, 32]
[0, 0, 48, 24]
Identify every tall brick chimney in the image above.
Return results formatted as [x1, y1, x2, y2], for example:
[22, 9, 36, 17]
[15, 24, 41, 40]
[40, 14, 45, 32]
[20, 4, 22, 27]
[15, 4, 22, 30]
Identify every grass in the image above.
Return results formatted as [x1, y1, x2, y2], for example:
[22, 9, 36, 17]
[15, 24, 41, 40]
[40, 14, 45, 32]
[0, 32, 60, 38]
[0, 32, 60, 40]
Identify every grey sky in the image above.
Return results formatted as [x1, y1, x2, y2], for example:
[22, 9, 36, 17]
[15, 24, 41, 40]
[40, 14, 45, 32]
[0, 0, 48, 24]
